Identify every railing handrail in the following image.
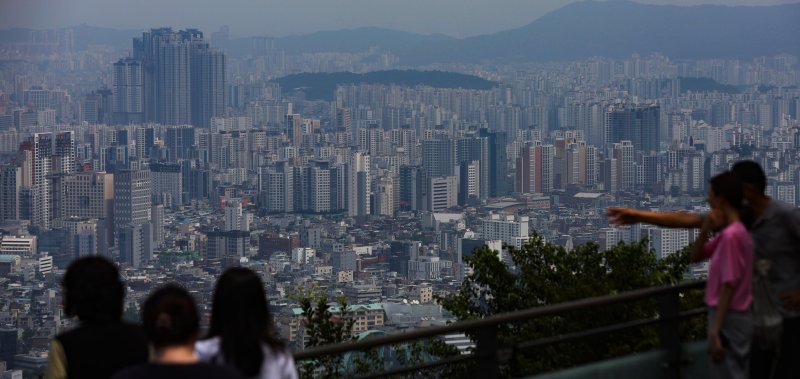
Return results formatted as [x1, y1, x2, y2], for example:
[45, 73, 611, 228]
[294, 280, 705, 360]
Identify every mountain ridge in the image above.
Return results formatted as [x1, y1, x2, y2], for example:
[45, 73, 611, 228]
[2, 1, 798, 63]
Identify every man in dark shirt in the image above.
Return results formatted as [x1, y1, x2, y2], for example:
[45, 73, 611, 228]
[45, 257, 148, 379]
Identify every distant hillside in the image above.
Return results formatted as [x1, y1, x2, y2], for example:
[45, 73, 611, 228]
[265, 0, 800, 64]
[452, 1, 800, 63]
[678, 77, 741, 94]
[273, 70, 497, 101]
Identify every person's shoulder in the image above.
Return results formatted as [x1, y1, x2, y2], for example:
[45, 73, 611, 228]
[773, 199, 793, 209]
[722, 221, 743, 232]
[262, 341, 291, 356]
[768, 200, 800, 224]
[195, 337, 221, 360]
[723, 221, 750, 239]
[768, 200, 797, 216]
[262, 342, 296, 366]
[261, 343, 297, 378]
[55, 322, 95, 342]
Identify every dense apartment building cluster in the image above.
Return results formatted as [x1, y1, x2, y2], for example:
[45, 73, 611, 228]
[0, 27, 800, 375]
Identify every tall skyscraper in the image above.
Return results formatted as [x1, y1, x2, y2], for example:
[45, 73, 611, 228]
[224, 199, 250, 232]
[165, 126, 195, 162]
[602, 157, 618, 193]
[118, 223, 153, 268]
[422, 137, 454, 179]
[458, 160, 481, 205]
[61, 171, 115, 247]
[114, 166, 152, 267]
[457, 136, 489, 201]
[613, 141, 635, 192]
[0, 165, 21, 223]
[114, 168, 151, 234]
[348, 152, 371, 218]
[427, 176, 458, 212]
[390, 126, 416, 164]
[399, 165, 425, 211]
[134, 28, 226, 127]
[150, 162, 183, 207]
[358, 124, 386, 157]
[307, 162, 333, 213]
[585, 145, 599, 187]
[61, 218, 100, 260]
[190, 42, 226, 128]
[134, 127, 155, 158]
[516, 142, 554, 194]
[24, 132, 75, 230]
[478, 128, 509, 197]
[112, 58, 144, 124]
[286, 113, 303, 147]
[604, 104, 660, 153]
[154, 29, 192, 125]
[259, 162, 295, 214]
[53, 131, 75, 175]
[335, 107, 353, 144]
[30, 133, 53, 229]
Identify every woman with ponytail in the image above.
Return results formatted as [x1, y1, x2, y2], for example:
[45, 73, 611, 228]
[112, 285, 241, 379]
[691, 171, 754, 379]
[197, 268, 297, 379]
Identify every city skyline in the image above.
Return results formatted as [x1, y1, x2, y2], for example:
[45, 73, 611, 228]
[1, 0, 800, 376]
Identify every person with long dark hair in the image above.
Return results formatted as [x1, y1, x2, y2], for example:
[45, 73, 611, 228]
[44, 257, 148, 379]
[691, 171, 753, 378]
[112, 284, 242, 379]
[196, 267, 297, 379]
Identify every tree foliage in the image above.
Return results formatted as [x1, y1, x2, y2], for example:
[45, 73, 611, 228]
[296, 294, 466, 378]
[273, 70, 496, 101]
[298, 295, 357, 379]
[438, 234, 703, 376]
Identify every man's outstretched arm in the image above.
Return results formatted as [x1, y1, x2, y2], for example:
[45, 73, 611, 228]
[607, 208, 704, 228]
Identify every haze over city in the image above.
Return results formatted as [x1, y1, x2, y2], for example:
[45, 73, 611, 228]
[2, 0, 800, 37]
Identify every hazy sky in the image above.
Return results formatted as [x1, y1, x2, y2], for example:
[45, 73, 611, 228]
[2, 0, 799, 38]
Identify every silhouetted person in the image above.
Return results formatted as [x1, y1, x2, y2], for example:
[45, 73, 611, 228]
[112, 285, 243, 379]
[196, 267, 297, 379]
[691, 171, 753, 378]
[44, 257, 148, 379]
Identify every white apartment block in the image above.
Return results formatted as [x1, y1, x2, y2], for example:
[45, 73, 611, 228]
[479, 213, 530, 249]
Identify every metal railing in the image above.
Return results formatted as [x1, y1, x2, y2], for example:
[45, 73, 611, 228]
[293, 280, 707, 379]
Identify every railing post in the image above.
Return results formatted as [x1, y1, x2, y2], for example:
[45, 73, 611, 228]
[658, 288, 681, 379]
[475, 325, 500, 379]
